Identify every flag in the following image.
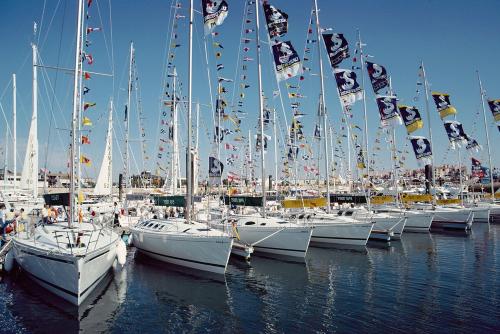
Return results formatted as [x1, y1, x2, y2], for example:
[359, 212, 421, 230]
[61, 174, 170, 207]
[465, 135, 481, 152]
[366, 61, 388, 93]
[431, 92, 457, 119]
[209, 156, 223, 177]
[83, 86, 90, 95]
[409, 136, 432, 166]
[83, 102, 96, 110]
[80, 155, 91, 166]
[216, 63, 224, 71]
[86, 27, 101, 34]
[85, 54, 93, 65]
[271, 41, 302, 81]
[202, 0, 229, 35]
[263, 2, 288, 38]
[487, 99, 500, 122]
[82, 117, 92, 126]
[443, 120, 467, 148]
[314, 124, 321, 139]
[334, 69, 363, 106]
[81, 135, 90, 144]
[471, 158, 484, 178]
[355, 144, 365, 169]
[227, 171, 240, 182]
[214, 126, 224, 142]
[376, 95, 401, 126]
[322, 33, 349, 68]
[84, 72, 91, 80]
[398, 105, 423, 134]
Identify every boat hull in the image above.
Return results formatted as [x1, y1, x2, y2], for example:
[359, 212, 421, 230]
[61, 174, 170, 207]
[235, 226, 312, 259]
[132, 230, 233, 275]
[307, 221, 373, 246]
[431, 209, 473, 230]
[13, 238, 118, 306]
[403, 212, 433, 233]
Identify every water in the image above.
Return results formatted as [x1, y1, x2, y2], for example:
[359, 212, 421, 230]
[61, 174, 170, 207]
[0, 224, 498, 333]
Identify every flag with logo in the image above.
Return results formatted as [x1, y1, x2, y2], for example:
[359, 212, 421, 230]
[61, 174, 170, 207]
[471, 158, 484, 178]
[322, 33, 349, 68]
[366, 61, 388, 94]
[409, 136, 432, 166]
[431, 92, 457, 119]
[487, 99, 500, 122]
[376, 95, 401, 126]
[271, 41, 302, 81]
[334, 69, 363, 106]
[263, 2, 288, 38]
[398, 105, 423, 134]
[202, 0, 229, 35]
[208, 156, 224, 185]
[443, 120, 467, 148]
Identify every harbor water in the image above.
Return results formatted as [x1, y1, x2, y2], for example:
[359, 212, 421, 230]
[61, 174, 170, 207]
[0, 223, 498, 333]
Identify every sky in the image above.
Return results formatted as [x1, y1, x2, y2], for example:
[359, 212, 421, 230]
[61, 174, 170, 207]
[0, 0, 499, 183]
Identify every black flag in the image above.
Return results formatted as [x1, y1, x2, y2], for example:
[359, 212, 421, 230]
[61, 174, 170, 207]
[410, 136, 432, 166]
[263, 2, 288, 38]
[375, 95, 400, 125]
[398, 105, 423, 134]
[202, 0, 229, 35]
[271, 41, 302, 81]
[322, 33, 349, 68]
[334, 69, 362, 105]
[443, 120, 467, 148]
[487, 99, 500, 122]
[366, 61, 388, 93]
[208, 156, 224, 177]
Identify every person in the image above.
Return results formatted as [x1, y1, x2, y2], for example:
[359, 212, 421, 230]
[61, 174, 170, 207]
[113, 202, 120, 227]
[41, 204, 49, 224]
[0, 204, 6, 246]
[6, 208, 15, 224]
[15, 208, 26, 233]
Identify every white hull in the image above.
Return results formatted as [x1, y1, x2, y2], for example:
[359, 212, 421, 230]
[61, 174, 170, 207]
[402, 212, 433, 233]
[13, 233, 119, 305]
[234, 226, 312, 259]
[469, 207, 490, 223]
[432, 209, 473, 230]
[299, 215, 373, 246]
[131, 220, 233, 275]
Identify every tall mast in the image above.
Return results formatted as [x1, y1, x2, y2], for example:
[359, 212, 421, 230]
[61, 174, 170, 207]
[171, 68, 178, 194]
[108, 99, 114, 195]
[357, 30, 371, 210]
[69, 0, 84, 226]
[12, 74, 16, 192]
[254, 0, 266, 215]
[388, 77, 399, 206]
[4, 130, 8, 191]
[272, 108, 279, 191]
[185, 0, 194, 222]
[477, 71, 495, 200]
[420, 61, 436, 205]
[124, 42, 134, 190]
[313, 0, 331, 212]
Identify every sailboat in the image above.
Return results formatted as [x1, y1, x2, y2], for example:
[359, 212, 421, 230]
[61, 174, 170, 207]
[130, 0, 233, 275]
[11, 0, 124, 306]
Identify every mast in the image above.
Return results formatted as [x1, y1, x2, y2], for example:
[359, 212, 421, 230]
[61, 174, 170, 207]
[185, 0, 194, 222]
[12, 74, 16, 192]
[171, 68, 178, 194]
[272, 108, 278, 191]
[477, 71, 495, 200]
[254, 0, 266, 216]
[420, 61, 436, 205]
[388, 77, 399, 206]
[357, 30, 371, 210]
[313, 0, 331, 212]
[69, 0, 84, 226]
[31, 43, 39, 199]
[4, 130, 7, 191]
[124, 42, 134, 190]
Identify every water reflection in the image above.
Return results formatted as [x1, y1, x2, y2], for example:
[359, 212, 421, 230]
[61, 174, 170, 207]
[4, 265, 127, 333]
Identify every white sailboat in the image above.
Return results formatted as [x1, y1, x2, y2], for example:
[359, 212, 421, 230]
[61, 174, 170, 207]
[131, 0, 233, 275]
[11, 0, 124, 306]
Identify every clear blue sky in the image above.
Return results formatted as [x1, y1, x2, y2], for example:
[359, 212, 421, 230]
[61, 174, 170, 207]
[0, 0, 499, 182]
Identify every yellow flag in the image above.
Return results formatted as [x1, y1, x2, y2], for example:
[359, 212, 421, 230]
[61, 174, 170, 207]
[82, 117, 92, 126]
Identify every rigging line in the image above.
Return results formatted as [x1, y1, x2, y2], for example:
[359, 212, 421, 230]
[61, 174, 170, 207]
[228, 0, 249, 109]
[107, 0, 115, 97]
[154, 0, 179, 169]
[36, 0, 47, 46]
[39, 0, 62, 51]
[43, 0, 67, 185]
[95, 0, 114, 80]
